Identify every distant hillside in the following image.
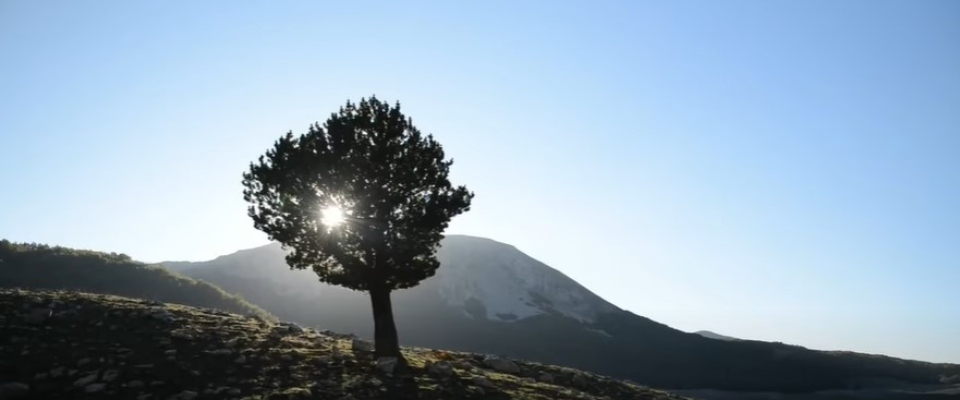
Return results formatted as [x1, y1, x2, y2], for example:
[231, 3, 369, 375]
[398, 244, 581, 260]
[169, 236, 960, 393]
[0, 288, 689, 400]
[693, 331, 740, 341]
[0, 240, 271, 319]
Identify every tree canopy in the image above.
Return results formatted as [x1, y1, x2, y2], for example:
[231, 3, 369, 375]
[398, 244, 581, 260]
[241, 96, 473, 359]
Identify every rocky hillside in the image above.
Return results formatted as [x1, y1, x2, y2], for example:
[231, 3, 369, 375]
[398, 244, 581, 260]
[170, 236, 960, 393]
[0, 288, 689, 400]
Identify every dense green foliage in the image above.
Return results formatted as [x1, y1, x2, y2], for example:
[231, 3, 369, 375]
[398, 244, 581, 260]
[0, 239, 272, 318]
[241, 96, 473, 291]
[241, 96, 473, 358]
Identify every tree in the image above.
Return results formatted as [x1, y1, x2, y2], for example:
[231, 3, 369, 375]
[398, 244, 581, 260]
[241, 96, 473, 364]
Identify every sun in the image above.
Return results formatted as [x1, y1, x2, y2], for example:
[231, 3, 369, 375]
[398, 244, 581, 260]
[320, 205, 346, 228]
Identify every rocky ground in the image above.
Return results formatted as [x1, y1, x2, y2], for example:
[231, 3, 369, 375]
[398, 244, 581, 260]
[0, 288, 689, 400]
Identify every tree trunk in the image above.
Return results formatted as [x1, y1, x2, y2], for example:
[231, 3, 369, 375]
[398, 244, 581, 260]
[369, 285, 406, 363]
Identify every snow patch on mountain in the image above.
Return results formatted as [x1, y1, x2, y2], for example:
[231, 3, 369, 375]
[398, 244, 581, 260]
[435, 235, 619, 323]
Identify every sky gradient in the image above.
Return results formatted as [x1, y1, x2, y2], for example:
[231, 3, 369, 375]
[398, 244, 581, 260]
[2, 1, 958, 363]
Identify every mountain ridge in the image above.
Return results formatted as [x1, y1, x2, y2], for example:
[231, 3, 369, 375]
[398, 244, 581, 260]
[164, 235, 960, 393]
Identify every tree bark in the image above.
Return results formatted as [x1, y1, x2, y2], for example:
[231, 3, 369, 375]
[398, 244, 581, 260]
[369, 285, 406, 363]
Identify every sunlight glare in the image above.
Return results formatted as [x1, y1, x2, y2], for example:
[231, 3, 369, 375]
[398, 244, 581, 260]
[320, 205, 346, 228]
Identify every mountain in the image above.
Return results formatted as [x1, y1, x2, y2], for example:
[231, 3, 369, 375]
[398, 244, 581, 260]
[166, 235, 960, 393]
[0, 240, 272, 319]
[693, 331, 740, 341]
[0, 288, 689, 400]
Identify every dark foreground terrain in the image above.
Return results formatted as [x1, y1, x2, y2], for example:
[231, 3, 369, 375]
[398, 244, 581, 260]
[0, 289, 688, 400]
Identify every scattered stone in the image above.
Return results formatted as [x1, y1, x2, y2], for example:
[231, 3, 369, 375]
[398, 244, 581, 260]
[538, 372, 555, 383]
[572, 373, 587, 387]
[77, 357, 92, 367]
[426, 360, 455, 378]
[73, 373, 98, 387]
[33, 372, 48, 380]
[376, 357, 398, 374]
[472, 375, 495, 388]
[49, 367, 65, 378]
[172, 390, 198, 400]
[169, 330, 193, 340]
[136, 394, 152, 400]
[279, 387, 311, 398]
[127, 380, 144, 388]
[452, 360, 474, 371]
[102, 369, 120, 382]
[484, 356, 520, 374]
[165, 349, 177, 356]
[351, 338, 374, 352]
[207, 349, 231, 355]
[282, 322, 304, 334]
[84, 382, 107, 393]
[234, 355, 246, 364]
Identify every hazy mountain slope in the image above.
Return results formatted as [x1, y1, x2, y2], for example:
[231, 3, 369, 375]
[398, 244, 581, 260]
[0, 240, 272, 319]
[167, 235, 960, 393]
[694, 331, 740, 341]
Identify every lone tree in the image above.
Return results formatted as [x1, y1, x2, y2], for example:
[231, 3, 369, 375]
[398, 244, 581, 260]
[241, 96, 473, 363]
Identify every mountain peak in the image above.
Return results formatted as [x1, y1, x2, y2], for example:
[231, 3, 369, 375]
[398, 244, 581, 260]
[436, 235, 619, 323]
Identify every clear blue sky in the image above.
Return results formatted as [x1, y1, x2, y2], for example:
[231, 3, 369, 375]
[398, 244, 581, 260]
[2, 1, 958, 363]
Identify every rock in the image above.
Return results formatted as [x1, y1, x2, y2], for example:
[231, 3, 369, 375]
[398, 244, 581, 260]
[164, 349, 177, 356]
[207, 349, 231, 355]
[538, 372, 555, 383]
[425, 360, 454, 378]
[126, 380, 144, 388]
[84, 383, 106, 393]
[102, 369, 120, 382]
[150, 310, 175, 322]
[23, 308, 51, 325]
[212, 386, 233, 394]
[452, 360, 474, 371]
[173, 390, 198, 400]
[76, 358, 91, 366]
[0, 382, 29, 399]
[279, 387, 311, 398]
[234, 355, 246, 364]
[376, 357, 398, 374]
[33, 373, 47, 380]
[283, 322, 304, 334]
[136, 394, 152, 400]
[73, 373, 98, 387]
[483, 356, 520, 374]
[351, 339, 374, 352]
[571, 373, 587, 386]
[49, 367, 64, 378]
[170, 330, 193, 340]
[521, 377, 536, 384]
[472, 376, 495, 388]
[228, 388, 241, 395]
